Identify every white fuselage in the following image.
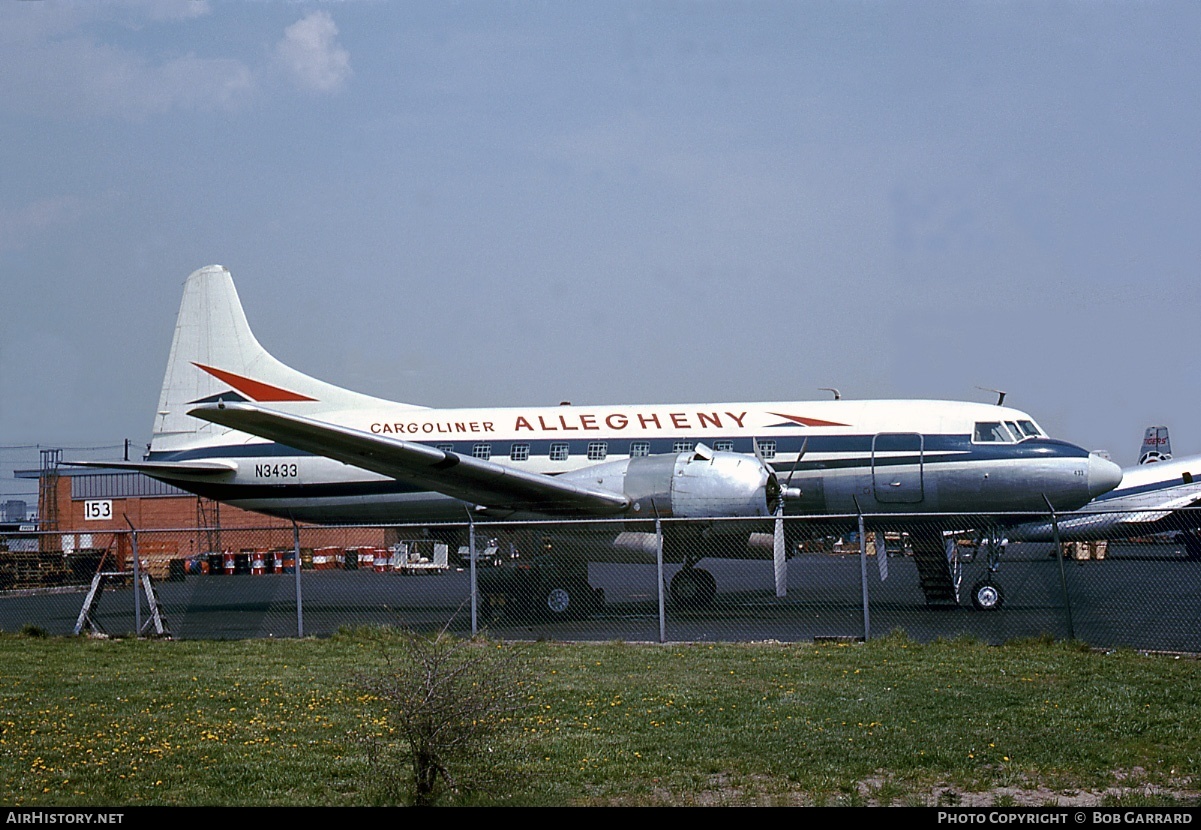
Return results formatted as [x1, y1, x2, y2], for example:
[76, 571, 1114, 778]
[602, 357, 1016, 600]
[152, 398, 1118, 525]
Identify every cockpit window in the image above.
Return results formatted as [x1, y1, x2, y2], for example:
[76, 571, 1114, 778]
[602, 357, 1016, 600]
[1016, 420, 1043, 438]
[973, 421, 1017, 443]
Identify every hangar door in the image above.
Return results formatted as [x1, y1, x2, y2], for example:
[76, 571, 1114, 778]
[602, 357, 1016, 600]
[871, 432, 924, 504]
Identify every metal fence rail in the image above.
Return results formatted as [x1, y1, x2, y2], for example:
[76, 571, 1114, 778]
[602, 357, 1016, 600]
[3, 507, 1200, 651]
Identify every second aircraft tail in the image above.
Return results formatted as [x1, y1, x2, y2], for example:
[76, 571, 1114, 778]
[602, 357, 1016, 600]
[1139, 425, 1173, 464]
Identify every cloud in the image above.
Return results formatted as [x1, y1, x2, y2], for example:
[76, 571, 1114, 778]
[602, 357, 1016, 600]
[0, 6, 351, 119]
[0, 3, 253, 119]
[273, 11, 352, 94]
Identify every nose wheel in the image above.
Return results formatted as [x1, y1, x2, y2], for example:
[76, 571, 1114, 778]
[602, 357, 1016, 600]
[970, 579, 1004, 611]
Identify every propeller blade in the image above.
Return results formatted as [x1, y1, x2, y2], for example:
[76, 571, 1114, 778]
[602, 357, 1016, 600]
[774, 499, 787, 598]
[786, 437, 809, 488]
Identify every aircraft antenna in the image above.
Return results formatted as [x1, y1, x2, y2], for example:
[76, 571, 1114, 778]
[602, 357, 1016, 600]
[976, 386, 1006, 406]
[819, 387, 841, 400]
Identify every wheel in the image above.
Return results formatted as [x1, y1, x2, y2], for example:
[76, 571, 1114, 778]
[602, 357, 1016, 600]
[544, 585, 574, 617]
[541, 580, 596, 619]
[670, 568, 717, 609]
[970, 579, 1004, 611]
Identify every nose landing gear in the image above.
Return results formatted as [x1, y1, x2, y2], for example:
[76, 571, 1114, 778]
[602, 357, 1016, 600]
[969, 579, 1004, 611]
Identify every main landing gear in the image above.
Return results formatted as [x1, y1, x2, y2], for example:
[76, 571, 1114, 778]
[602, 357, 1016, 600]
[669, 566, 717, 610]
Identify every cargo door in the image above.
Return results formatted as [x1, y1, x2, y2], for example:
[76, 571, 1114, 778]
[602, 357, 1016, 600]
[872, 433, 924, 504]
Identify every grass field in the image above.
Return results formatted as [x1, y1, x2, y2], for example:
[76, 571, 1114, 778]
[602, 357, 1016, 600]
[2, 629, 1199, 807]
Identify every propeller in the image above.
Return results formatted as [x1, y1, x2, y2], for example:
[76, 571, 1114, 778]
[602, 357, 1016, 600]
[763, 438, 808, 598]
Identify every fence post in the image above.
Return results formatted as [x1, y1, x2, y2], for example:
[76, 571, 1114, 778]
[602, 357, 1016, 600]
[291, 519, 304, 638]
[123, 516, 141, 637]
[468, 515, 478, 636]
[1043, 496, 1075, 641]
[656, 518, 666, 644]
[857, 508, 871, 642]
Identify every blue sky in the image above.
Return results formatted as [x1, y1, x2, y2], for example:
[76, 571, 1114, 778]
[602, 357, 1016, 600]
[3, 0, 1200, 474]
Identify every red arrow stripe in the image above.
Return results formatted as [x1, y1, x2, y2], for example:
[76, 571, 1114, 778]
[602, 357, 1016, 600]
[193, 363, 317, 402]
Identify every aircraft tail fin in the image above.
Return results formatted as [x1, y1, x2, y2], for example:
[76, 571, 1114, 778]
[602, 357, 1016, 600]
[1139, 425, 1173, 464]
[151, 265, 416, 453]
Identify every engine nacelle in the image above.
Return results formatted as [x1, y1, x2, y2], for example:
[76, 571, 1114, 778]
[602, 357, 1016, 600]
[558, 445, 779, 519]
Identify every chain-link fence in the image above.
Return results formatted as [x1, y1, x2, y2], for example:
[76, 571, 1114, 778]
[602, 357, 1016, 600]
[3, 507, 1200, 650]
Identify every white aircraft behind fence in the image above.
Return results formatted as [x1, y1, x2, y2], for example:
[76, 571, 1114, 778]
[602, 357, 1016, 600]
[1008, 425, 1201, 557]
[73, 266, 1122, 613]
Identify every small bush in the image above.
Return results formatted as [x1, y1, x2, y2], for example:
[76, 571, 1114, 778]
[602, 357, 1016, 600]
[354, 629, 536, 806]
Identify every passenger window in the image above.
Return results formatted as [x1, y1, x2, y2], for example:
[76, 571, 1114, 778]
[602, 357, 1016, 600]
[510, 443, 530, 462]
[436, 443, 454, 453]
[714, 440, 734, 452]
[673, 440, 695, 453]
[587, 441, 608, 461]
[549, 442, 569, 461]
[756, 439, 777, 460]
[472, 443, 492, 460]
[630, 441, 650, 458]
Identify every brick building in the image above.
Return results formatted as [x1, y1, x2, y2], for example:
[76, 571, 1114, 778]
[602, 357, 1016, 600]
[8, 466, 390, 584]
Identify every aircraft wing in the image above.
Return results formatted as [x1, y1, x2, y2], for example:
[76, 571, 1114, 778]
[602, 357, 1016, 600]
[1110, 486, 1201, 525]
[188, 402, 631, 517]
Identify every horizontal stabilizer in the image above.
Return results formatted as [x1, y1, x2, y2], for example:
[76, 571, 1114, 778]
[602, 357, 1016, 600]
[63, 459, 238, 477]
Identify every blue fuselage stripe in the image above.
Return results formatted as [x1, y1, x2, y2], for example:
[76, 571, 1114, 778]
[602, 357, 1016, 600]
[147, 435, 1087, 465]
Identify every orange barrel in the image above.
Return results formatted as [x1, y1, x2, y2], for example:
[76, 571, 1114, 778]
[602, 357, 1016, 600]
[283, 552, 297, 574]
[272, 550, 284, 574]
[223, 551, 236, 575]
[373, 548, 390, 572]
[250, 551, 266, 575]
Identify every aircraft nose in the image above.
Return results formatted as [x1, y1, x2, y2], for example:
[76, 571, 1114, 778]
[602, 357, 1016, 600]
[1087, 453, 1123, 498]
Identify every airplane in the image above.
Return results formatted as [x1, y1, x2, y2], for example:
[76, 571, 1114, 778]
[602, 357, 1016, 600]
[73, 265, 1123, 615]
[1006, 425, 1201, 557]
[1139, 426, 1172, 465]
